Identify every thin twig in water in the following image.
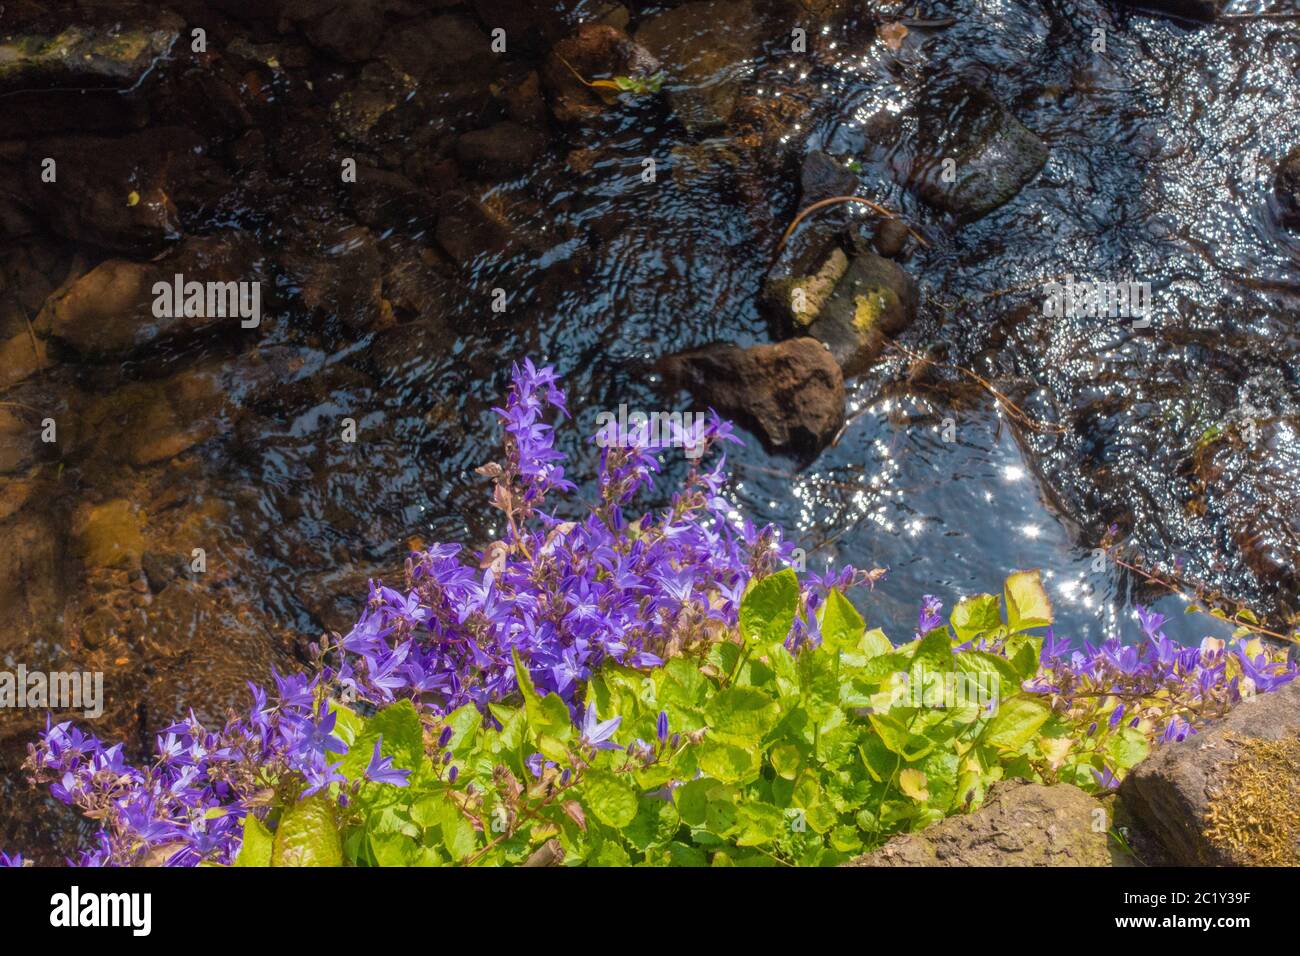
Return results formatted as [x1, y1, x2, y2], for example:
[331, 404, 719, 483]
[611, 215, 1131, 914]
[882, 339, 1068, 434]
[1106, 547, 1300, 647]
[777, 196, 930, 257]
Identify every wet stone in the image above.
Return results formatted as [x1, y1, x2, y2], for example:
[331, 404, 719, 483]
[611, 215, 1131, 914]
[804, 252, 917, 377]
[72, 499, 146, 571]
[635, 0, 764, 135]
[0, 11, 184, 91]
[1274, 146, 1300, 230]
[1114, 0, 1228, 21]
[456, 122, 548, 180]
[655, 337, 845, 461]
[542, 24, 661, 128]
[43, 231, 265, 356]
[909, 77, 1048, 222]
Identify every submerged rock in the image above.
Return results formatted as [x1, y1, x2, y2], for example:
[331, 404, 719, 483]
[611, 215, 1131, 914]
[635, 0, 764, 134]
[0, 12, 183, 91]
[655, 337, 845, 459]
[0, 331, 50, 390]
[541, 24, 660, 128]
[280, 222, 383, 333]
[845, 781, 1114, 866]
[43, 231, 265, 356]
[1114, 0, 1227, 21]
[909, 78, 1048, 222]
[1274, 146, 1300, 229]
[3, 131, 188, 254]
[799, 151, 857, 206]
[1121, 680, 1300, 866]
[456, 121, 548, 180]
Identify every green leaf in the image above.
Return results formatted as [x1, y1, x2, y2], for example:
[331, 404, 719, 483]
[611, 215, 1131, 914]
[1004, 570, 1053, 631]
[443, 704, 483, 754]
[340, 699, 427, 783]
[818, 588, 865, 650]
[705, 686, 781, 740]
[234, 814, 274, 867]
[329, 702, 366, 751]
[734, 802, 786, 847]
[583, 770, 638, 828]
[513, 649, 574, 741]
[898, 768, 929, 802]
[739, 568, 800, 646]
[1104, 725, 1150, 772]
[697, 739, 759, 783]
[272, 794, 344, 867]
[625, 797, 681, 851]
[860, 627, 894, 659]
[981, 697, 1052, 750]
[909, 626, 955, 684]
[538, 734, 571, 765]
[950, 594, 1001, 641]
[868, 711, 934, 761]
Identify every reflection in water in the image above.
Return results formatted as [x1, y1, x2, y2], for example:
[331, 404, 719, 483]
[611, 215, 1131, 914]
[1, 1, 1298, 856]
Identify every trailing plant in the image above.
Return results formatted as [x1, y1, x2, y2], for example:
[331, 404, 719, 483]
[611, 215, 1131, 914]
[7, 361, 1296, 867]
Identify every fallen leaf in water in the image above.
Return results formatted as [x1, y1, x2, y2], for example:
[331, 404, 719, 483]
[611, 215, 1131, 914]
[878, 22, 909, 50]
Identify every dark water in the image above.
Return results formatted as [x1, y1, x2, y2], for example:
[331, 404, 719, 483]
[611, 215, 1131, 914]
[1, 0, 1298, 857]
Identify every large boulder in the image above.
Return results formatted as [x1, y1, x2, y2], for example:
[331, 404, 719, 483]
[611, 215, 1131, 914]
[909, 78, 1048, 222]
[845, 781, 1114, 866]
[1120, 679, 1300, 866]
[655, 337, 845, 460]
[635, 0, 764, 134]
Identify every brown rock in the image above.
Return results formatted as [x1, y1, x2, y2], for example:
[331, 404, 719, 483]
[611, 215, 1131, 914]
[456, 121, 547, 180]
[541, 24, 660, 127]
[635, 0, 763, 134]
[1120, 679, 1300, 866]
[0, 330, 50, 390]
[1275, 146, 1300, 229]
[655, 337, 844, 460]
[845, 781, 1114, 867]
[44, 232, 265, 356]
[280, 222, 383, 332]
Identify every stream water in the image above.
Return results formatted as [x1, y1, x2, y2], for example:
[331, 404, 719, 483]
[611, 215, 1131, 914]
[1, 0, 1298, 858]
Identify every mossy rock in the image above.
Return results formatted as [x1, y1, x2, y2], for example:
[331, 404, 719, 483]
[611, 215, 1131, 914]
[805, 253, 916, 377]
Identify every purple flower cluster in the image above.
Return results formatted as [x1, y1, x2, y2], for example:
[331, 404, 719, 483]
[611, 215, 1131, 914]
[11, 360, 822, 865]
[20, 669, 375, 866]
[1027, 606, 1298, 785]
[325, 360, 818, 714]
